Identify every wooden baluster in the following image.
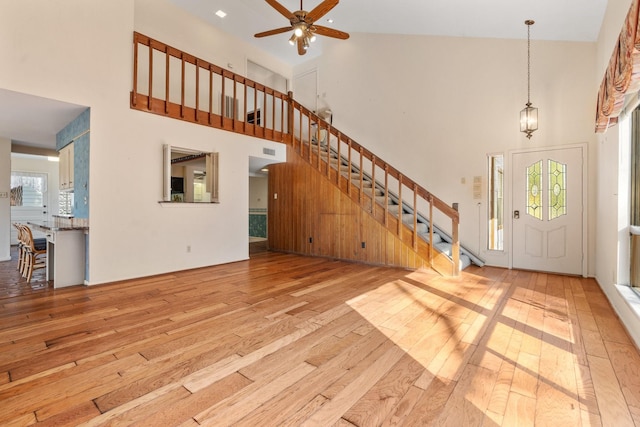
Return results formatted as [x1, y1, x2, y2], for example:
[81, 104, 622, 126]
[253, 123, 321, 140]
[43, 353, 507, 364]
[397, 175, 403, 236]
[164, 47, 169, 114]
[221, 77, 226, 127]
[327, 125, 331, 178]
[195, 61, 200, 122]
[371, 156, 376, 216]
[262, 89, 267, 132]
[233, 78, 237, 121]
[243, 79, 248, 131]
[318, 121, 323, 172]
[180, 53, 185, 118]
[413, 183, 418, 251]
[208, 65, 213, 125]
[347, 139, 352, 196]
[307, 112, 312, 163]
[132, 37, 138, 107]
[359, 147, 364, 205]
[288, 98, 293, 148]
[148, 40, 153, 111]
[429, 195, 434, 267]
[300, 106, 303, 153]
[336, 131, 341, 185]
[254, 86, 259, 132]
[384, 165, 389, 226]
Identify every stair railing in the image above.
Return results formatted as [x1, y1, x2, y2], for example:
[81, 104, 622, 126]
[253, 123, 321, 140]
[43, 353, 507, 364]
[129, 31, 461, 275]
[289, 99, 460, 275]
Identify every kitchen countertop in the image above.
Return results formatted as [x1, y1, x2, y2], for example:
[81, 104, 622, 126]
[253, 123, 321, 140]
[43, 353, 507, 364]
[27, 220, 89, 232]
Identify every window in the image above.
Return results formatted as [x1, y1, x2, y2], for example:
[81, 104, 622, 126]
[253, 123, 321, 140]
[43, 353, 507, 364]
[10, 172, 46, 207]
[163, 145, 219, 203]
[59, 192, 73, 216]
[488, 154, 504, 250]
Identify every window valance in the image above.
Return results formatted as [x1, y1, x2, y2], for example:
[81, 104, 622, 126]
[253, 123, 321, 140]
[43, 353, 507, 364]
[596, 0, 640, 132]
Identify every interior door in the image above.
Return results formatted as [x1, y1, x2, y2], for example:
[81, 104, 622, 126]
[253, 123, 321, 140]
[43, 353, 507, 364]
[10, 171, 49, 243]
[512, 146, 584, 275]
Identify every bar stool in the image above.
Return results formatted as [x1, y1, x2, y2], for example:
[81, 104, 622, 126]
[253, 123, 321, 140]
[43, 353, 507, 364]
[12, 223, 25, 273]
[21, 225, 47, 282]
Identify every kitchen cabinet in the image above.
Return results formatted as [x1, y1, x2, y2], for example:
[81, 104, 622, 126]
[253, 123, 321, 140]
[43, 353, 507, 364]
[59, 142, 74, 190]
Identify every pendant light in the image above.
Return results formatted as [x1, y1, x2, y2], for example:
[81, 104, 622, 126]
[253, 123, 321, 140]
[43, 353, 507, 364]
[520, 20, 538, 139]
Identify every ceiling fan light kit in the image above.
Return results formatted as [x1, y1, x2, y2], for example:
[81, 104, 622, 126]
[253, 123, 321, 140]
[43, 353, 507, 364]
[255, 0, 350, 55]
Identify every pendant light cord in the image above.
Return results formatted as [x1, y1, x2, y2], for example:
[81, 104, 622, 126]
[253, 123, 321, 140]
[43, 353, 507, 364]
[526, 20, 533, 107]
[527, 24, 531, 105]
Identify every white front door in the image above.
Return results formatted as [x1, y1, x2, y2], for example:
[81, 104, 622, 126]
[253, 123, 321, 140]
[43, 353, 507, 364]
[512, 146, 584, 275]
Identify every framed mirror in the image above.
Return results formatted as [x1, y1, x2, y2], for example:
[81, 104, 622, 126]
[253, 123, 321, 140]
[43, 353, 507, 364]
[163, 145, 219, 203]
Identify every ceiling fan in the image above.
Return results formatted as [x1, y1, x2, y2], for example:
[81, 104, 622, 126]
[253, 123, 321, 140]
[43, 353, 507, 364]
[255, 0, 350, 55]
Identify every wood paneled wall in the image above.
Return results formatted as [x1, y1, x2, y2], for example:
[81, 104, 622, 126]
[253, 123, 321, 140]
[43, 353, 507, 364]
[268, 146, 430, 269]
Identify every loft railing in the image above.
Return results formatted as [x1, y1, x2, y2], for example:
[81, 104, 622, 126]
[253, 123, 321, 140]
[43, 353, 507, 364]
[131, 32, 290, 143]
[130, 32, 461, 275]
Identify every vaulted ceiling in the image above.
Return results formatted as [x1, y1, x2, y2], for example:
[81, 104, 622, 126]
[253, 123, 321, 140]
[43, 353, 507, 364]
[169, 0, 608, 64]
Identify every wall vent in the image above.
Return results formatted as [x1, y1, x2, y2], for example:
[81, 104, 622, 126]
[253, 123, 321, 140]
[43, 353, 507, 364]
[263, 148, 275, 156]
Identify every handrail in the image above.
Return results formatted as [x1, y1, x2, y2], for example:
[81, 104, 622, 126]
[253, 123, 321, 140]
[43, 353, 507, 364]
[130, 31, 461, 275]
[289, 99, 460, 275]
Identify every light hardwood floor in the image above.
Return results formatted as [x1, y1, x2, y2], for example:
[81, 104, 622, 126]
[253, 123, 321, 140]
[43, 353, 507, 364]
[1, 246, 640, 426]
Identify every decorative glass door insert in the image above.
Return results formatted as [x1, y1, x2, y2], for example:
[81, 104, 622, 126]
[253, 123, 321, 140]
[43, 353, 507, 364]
[525, 159, 567, 221]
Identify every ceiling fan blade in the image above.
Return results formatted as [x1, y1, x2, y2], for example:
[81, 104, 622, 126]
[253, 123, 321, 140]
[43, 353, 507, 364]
[265, 0, 295, 20]
[313, 25, 350, 40]
[255, 27, 292, 38]
[306, 0, 339, 23]
[297, 38, 307, 55]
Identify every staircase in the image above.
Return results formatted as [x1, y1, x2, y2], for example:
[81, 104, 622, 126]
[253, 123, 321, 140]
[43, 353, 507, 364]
[308, 135, 483, 273]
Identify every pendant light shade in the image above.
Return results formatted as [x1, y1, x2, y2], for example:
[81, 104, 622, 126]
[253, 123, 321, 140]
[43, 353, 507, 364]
[520, 104, 538, 136]
[520, 20, 538, 139]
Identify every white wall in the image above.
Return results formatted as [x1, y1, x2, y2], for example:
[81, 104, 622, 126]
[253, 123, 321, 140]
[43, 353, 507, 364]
[294, 32, 598, 271]
[0, 0, 287, 285]
[593, 0, 640, 346]
[0, 138, 10, 261]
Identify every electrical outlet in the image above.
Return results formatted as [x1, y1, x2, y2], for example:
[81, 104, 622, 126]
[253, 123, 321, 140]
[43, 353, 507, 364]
[0, 192, 7, 198]
[361, 242, 366, 249]
[309, 237, 313, 244]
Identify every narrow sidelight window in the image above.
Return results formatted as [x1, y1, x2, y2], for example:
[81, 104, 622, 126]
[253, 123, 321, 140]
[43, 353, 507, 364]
[488, 154, 504, 251]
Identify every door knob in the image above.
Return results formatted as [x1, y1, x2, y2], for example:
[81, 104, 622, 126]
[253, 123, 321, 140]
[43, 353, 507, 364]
[513, 210, 520, 219]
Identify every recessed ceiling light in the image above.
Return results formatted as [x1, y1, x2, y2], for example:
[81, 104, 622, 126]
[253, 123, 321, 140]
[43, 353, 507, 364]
[326, 18, 334, 24]
[215, 10, 227, 18]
